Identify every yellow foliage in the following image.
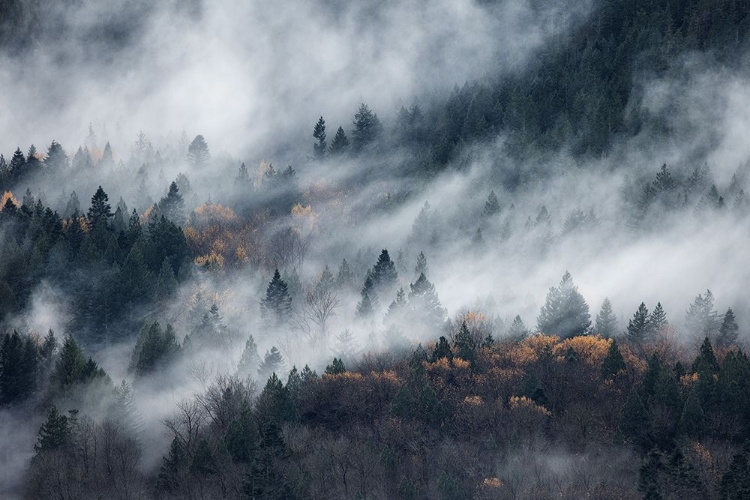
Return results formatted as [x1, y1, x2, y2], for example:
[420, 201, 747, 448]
[463, 395, 484, 406]
[480, 477, 502, 489]
[370, 370, 400, 384]
[0, 191, 19, 210]
[195, 252, 225, 269]
[324, 372, 364, 382]
[509, 396, 552, 417]
[554, 335, 610, 366]
[140, 205, 155, 224]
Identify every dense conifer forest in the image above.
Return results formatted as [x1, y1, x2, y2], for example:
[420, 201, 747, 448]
[2, 0, 750, 498]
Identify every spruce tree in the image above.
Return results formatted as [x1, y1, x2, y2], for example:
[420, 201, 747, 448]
[313, 116, 327, 159]
[261, 270, 293, 327]
[324, 357, 346, 375]
[370, 249, 398, 296]
[408, 273, 447, 334]
[44, 141, 69, 170]
[336, 259, 354, 289]
[414, 251, 428, 279]
[237, 335, 262, 378]
[685, 290, 720, 341]
[236, 162, 250, 184]
[225, 406, 257, 464]
[157, 181, 184, 223]
[627, 303, 651, 345]
[356, 273, 378, 318]
[483, 190, 500, 216]
[258, 347, 285, 380]
[351, 103, 382, 152]
[431, 336, 453, 362]
[508, 315, 529, 339]
[595, 298, 618, 338]
[8, 147, 26, 181]
[649, 302, 667, 335]
[601, 339, 626, 380]
[717, 308, 739, 350]
[329, 126, 349, 155]
[0, 331, 38, 404]
[187, 135, 210, 168]
[454, 322, 476, 366]
[87, 186, 113, 228]
[34, 405, 71, 453]
[537, 272, 591, 338]
[158, 437, 187, 492]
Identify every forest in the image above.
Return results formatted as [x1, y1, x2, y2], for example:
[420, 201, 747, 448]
[2, 0, 750, 499]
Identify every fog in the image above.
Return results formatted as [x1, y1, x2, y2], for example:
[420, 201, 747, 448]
[2, 0, 750, 498]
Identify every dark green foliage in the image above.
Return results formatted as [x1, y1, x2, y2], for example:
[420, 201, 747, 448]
[225, 406, 257, 464]
[717, 308, 739, 350]
[431, 336, 452, 362]
[649, 302, 668, 334]
[693, 337, 720, 374]
[719, 451, 750, 500]
[53, 336, 107, 390]
[627, 302, 651, 345]
[324, 357, 346, 375]
[130, 322, 180, 377]
[356, 273, 377, 318]
[390, 378, 444, 428]
[595, 297, 618, 338]
[329, 126, 349, 155]
[0, 330, 38, 404]
[351, 103, 382, 152]
[190, 438, 217, 475]
[261, 269, 292, 326]
[370, 249, 398, 295]
[87, 186, 113, 228]
[453, 322, 476, 366]
[685, 290, 720, 341]
[256, 372, 296, 426]
[312, 116, 326, 159]
[537, 271, 591, 338]
[157, 181, 185, 223]
[154, 257, 177, 301]
[639, 448, 663, 500]
[44, 141, 68, 171]
[601, 339, 626, 380]
[34, 405, 71, 453]
[679, 389, 705, 437]
[620, 389, 650, 449]
[158, 437, 187, 492]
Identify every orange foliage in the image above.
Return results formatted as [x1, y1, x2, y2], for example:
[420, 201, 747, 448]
[0, 191, 19, 210]
[463, 395, 484, 406]
[554, 335, 610, 366]
[509, 395, 552, 417]
[185, 203, 259, 269]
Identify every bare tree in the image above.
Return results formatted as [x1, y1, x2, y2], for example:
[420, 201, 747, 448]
[300, 287, 340, 345]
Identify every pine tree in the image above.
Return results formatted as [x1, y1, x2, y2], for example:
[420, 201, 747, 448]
[537, 272, 591, 338]
[158, 437, 187, 492]
[370, 249, 398, 296]
[44, 141, 69, 170]
[9, 147, 26, 181]
[237, 335, 262, 378]
[187, 135, 210, 168]
[601, 339, 626, 380]
[356, 274, 377, 318]
[154, 257, 178, 301]
[261, 270, 293, 327]
[336, 259, 354, 289]
[431, 336, 453, 362]
[34, 405, 71, 453]
[157, 181, 184, 223]
[324, 357, 346, 375]
[329, 126, 349, 155]
[87, 185, 113, 228]
[414, 251, 428, 279]
[408, 273, 447, 334]
[0, 331, 38, 404]
[685, 290, 720, 341]
[649, 302, 667, 335]
[619, 389, 650, 449]
[595, 298, 618, 338]
[236, 162, 250, 184]
[454, 322, 476, 366]
[225, 406, 257, 464]
[678, 389, 705, 437]
[717, 308, 739, 350]
[258, 347, 285, 380]
[627, 302, 651, 345]
[483, 190, 500, 216]
[313, 116, 327, 159]
[508, 315, 529, 339]
[692, 337, 719, 374]
[352, 103, 382, 152]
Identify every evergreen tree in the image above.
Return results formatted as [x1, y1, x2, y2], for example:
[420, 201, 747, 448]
[719, 451, 750, 500]
[595, 298, 618, 338]
[454, 322, 476, 366]
[537, 272, 591, 338]
[507, 315, 529, 339]
[601, 339, 626, 380]
[414, 251, 428, 279]
[370, 249, 398, 296]
[26, 145, 42, 176]
[34, 405, 71, 453]
[236, 162, 250, 185]
[619, 389, 650, 450]
[483, 190, 500, 216]
[649, 302, 668, 335]
[155, 257, 178, 301]
[53, 336, 87, 389]
[44, 140, 69, 170]
[237, 335, 262, 378]
[408, 273, 447, 334]
[157, 181, 185, 223]
[717, 308, 739, 350]
[8, 147, 26, 181]
[225, 406, 257, 464]
[627, 302, 651, 345]
[678, 389, 705, 437]
[187, 135, 210, 168]
[260, 269, 293, 327]
[258, 347, 285, 380]
[685, 290, 720, 341]
[356, 273, 377, 318]
[158, 437, 187, 492]
[190, 438, 217, 476]
[313, 116, 327, 159]
[130, 322, 180, 377]
[87, 185, 113, 228]
[329, 126, 349, 155]
[0, 331, 38, 404]
[336, 259, 354, 289]
[352, 103, 382, 152]
[692, 337, 720, 374]
[324, 357, 346, 375]
[431, 336, 453, 362]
